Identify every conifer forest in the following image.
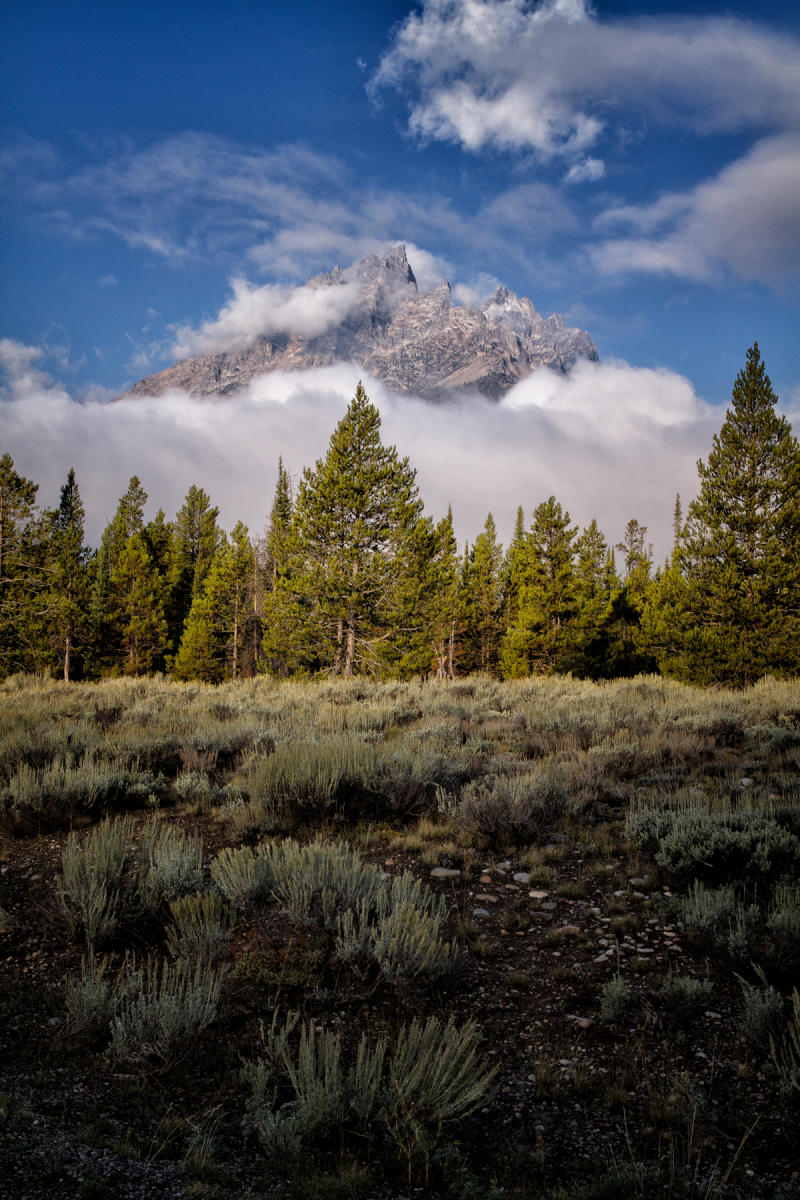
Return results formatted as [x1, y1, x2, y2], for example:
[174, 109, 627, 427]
[2, 347, 799, 690]
[0, 346, 798, 1200]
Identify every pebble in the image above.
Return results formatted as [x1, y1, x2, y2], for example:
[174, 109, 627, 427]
[430, 867, 460, 878]
[540, 901, 557, 911]
[513, 872, 531, 884]
[479, 874, 493, 884]
[475, 893, 499, 904]
[556, 925, 581, 937]
[628, 877, 648, 888]
[529, 890, 549, 901]
[472, 908, 491, 919]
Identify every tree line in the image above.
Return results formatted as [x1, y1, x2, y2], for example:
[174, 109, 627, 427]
[1, 346, 798, 687]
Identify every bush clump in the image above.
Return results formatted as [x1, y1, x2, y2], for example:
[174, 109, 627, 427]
[625, 803, 800, 883]
[243, 1012, 495, 1164]
[455, 767, 568, 847]
[58, 815, 205, 946]
[108, 956, 224, 1071]
[165, 892, 236, 962]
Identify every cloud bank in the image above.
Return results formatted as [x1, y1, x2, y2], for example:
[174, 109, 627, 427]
[1, 338, 722, 564]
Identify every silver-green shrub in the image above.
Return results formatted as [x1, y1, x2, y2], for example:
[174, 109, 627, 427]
[456, 766, 567, 846]
[1, 756, 161, 831]
[209, 843, 280, 907]
[770, 987, 800, 1095]
[243, 1013, 494, 1161]
[600, 976, 632, 1022]
[355, 876, 455, 987]
[64, 953, 119, 1034]
[682, 882, 761, 963]
[737, 968, 784, 1047]
[767, 884, 800, 974]
[387, 1015, 495, 1124]
[58, 815, 137, 946]
[625, 802, 800, 883]
[165, 892, 235, 962]
[272, 839, 383, 936]
[137, 819, 203, 911]
[108, 956, 223, 1070]
[656, 974, 713, 1016]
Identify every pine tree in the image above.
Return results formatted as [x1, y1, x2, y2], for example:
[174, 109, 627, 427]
[111, 535, 168, 675]
[169, 485, 220, 649]
[265, 383, 423, 677]
[646, 344, 800, 683]
[501, 496, 576, 677]
[501, 505, 527, 635]
[0, 454, 43, 675]
[606, 517, 655, 676]
[45, 467, 90, 681]
[459, 513, 503, 674]
[429, 508, 460, 679]
[265, 458, 293, 585]
[569, 518, 617, 678]
[86, 477, 150, 676]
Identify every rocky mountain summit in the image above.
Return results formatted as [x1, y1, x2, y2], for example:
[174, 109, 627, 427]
[124, 246, 598, 401]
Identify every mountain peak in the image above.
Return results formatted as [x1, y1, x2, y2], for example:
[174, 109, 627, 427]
[123, 247, 597, 403]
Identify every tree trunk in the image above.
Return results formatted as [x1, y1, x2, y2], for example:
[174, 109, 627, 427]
[63, 634, 71, 683]
[232, 594, 239, 680]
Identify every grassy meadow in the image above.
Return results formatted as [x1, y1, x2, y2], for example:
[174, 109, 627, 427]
[1, 672, 799, 1198]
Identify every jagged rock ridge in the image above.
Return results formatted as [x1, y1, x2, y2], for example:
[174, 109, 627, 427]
[124, 246, 598, 401]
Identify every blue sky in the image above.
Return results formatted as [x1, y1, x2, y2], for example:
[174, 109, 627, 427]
[1, 0, 799, 557]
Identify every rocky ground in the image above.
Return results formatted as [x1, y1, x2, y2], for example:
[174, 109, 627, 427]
[1, 808, 797, 1200]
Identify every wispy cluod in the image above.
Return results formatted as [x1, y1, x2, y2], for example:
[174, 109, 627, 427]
[171, 278, 363, 358]
[371, 0, 800, 159]
[591, 133, 800, 286]
[1, 337, 720, 562]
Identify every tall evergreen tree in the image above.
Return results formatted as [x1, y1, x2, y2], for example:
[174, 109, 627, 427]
[0, 454, 43, 675]
[45, 467, 90, 680]
[606, 517, 655, 675]
[568, 518, 617, 677]
[429, 508, 460, 679]
[263, 383, 423, 677]
[644, 344, 800, 683]
[111, 534, 168, 675]
[174, 524, 255, 682]
[169, 485, 220, 648]
[501, 496, 576, 677]
[459, 513, 503, 674]
[501, 505, 527, 636]
[86, 476, 150, 676]
[265, 458, 293, 585]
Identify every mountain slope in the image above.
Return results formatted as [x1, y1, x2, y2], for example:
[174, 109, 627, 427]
[124, 246, 598, 401]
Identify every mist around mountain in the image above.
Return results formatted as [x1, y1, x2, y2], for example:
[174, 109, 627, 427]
[123, 246, 598, 403]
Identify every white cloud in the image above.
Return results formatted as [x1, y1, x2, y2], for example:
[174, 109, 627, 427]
[1, 338, 721, 563]
[565, 157, 605, 184]
[591, 134, 800, 285]
[372, 0, 800, 159]
[170, 278, 363, 358]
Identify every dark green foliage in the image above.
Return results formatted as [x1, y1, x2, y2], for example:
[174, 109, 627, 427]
[0, 453, 45, 675]
[262, 383, 424, 677]
[644, 344, 800, 684]
[44, 468, 91, 681]
[458, 513, 503, 674]
[174, 522, 255, 681]
[501, 496, 577, 677]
